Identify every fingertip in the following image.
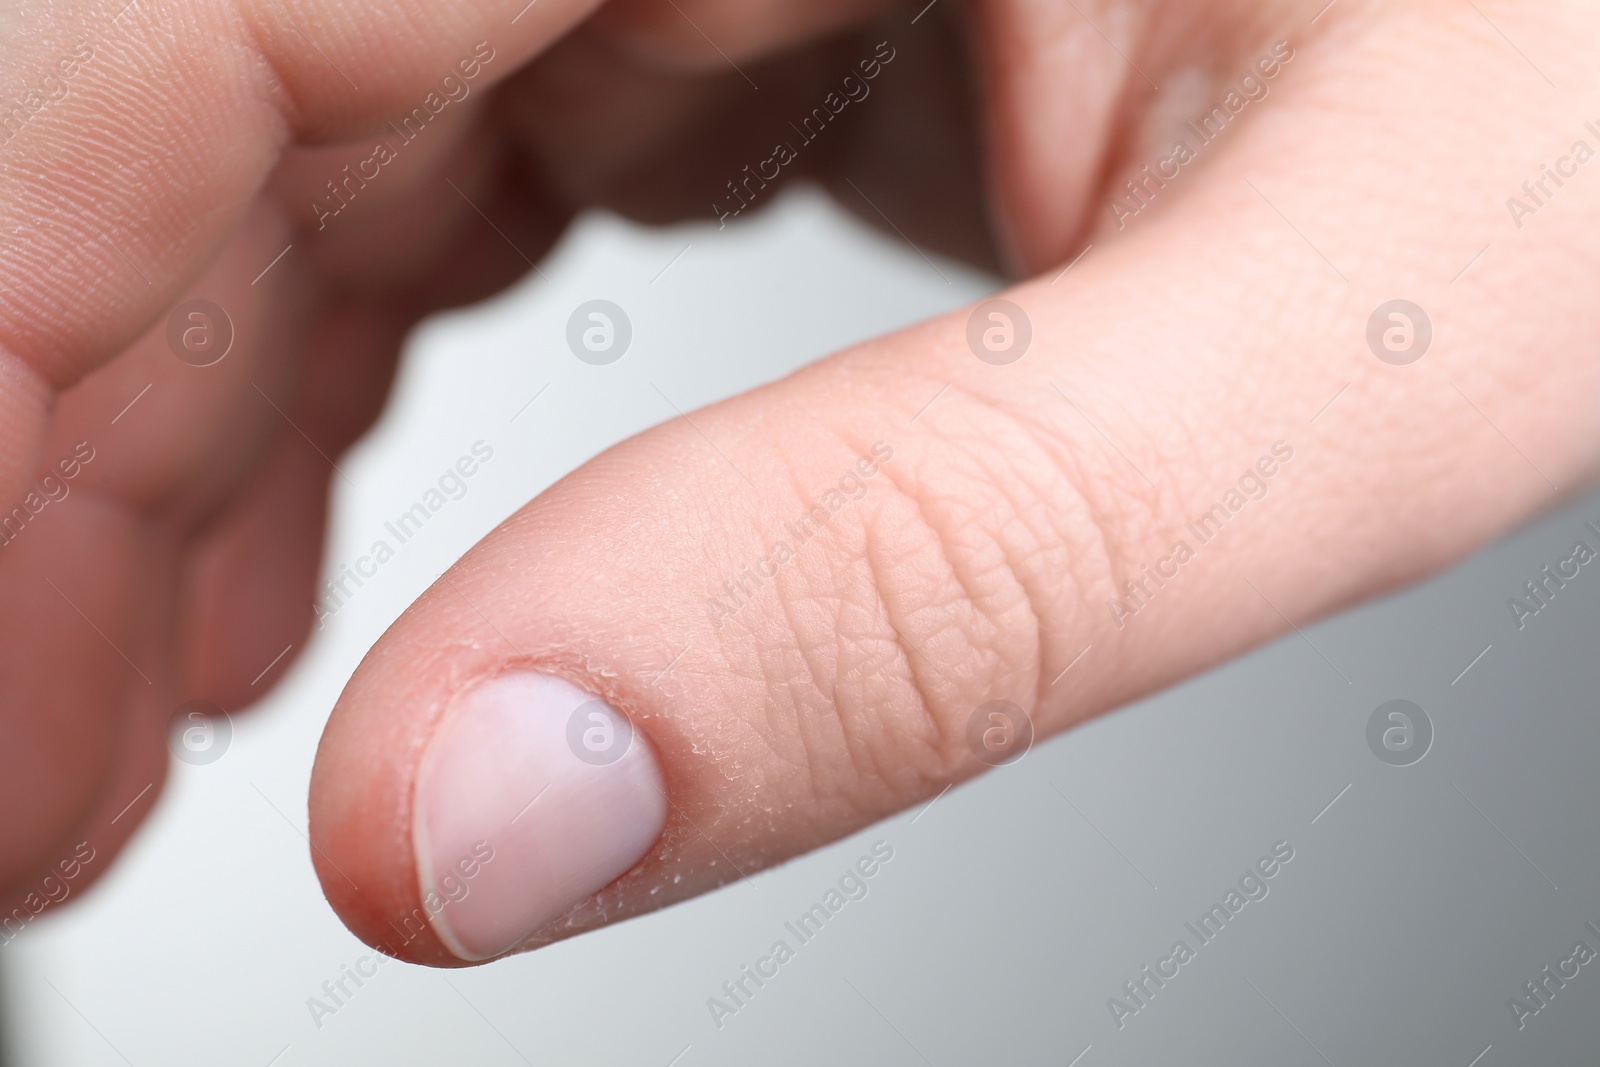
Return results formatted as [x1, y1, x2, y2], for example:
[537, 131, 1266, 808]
[411, 671, 668, 961]
[312, 663, 671, 966]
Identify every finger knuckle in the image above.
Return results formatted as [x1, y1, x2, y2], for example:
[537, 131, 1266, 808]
[741, 396, 1143, 814]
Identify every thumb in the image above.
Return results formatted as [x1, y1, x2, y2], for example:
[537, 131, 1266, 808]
[307, 12, 1600, 963]
[311, 313, 1123, 966]
[309, 278, 1590, 966]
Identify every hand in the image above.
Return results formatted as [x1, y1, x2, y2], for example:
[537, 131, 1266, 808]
[1, 0, 1594, 971]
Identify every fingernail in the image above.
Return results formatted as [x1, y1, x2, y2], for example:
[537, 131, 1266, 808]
[412, 672, 667, 961]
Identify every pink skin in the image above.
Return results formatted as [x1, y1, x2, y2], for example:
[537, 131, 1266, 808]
[0, 0, 1597, 969]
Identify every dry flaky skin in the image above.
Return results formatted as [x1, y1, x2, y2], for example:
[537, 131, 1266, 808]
[0, 0, 1596, 967]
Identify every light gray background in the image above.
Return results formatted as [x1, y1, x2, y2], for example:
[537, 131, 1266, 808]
[3, 186, 1596, 1066]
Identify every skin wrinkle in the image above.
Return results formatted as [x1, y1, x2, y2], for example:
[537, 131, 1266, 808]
[797, 586, 881, 790]
[868, 473, 1006, 690]
[884, 513, 1033, 748]
[706, 625, 790, 793]
[902, 418, 1061, 647]
[854, 528, 961, 783]
[880, 457, 993, 638]
[878, 401, 1123, 728]
[963, 368, 1158, 549]
[801, 608, 899, 809]
[833, 586, 934, 746]
[745, 433, 896, 794]
[754, 623, 838, 809]
[830, 592, 902, 694]
[744, 472, 950, 810]
[1036, 396, 1152, 559]
[860, 473, 1028, 754]
[786, 576, 907, 808]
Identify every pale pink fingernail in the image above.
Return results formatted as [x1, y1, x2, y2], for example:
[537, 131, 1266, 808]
[411, 672, 667, 961]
